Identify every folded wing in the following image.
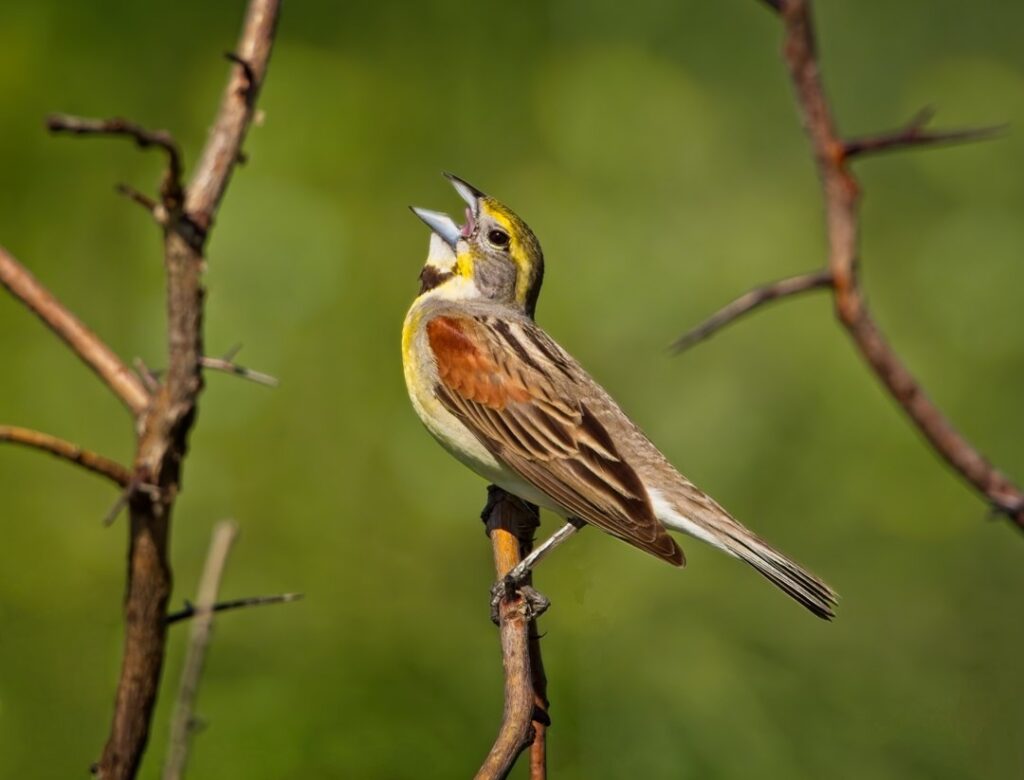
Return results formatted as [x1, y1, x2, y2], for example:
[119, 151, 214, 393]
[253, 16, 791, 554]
[426, 313, 683, 566]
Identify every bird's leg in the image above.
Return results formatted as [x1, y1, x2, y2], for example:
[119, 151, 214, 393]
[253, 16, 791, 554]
[489, 519, 584, 623]
[507, 519, 584, 583]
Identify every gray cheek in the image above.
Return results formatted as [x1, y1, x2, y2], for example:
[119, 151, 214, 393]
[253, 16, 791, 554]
[475, 257, 516, 302]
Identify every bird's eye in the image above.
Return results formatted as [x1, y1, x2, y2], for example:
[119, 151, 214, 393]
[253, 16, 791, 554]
[487, 229, 510, 249]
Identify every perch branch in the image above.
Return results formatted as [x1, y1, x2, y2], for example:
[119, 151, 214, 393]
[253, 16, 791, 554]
[162, 520, 238, 780]
[476, 487, 548, 780]
[672, 270, 832, 351]
[0, 247, 150, 416]
[0, 425, 131, 486]
[687, 0, 1024, 527]
[165, 592, 302, 626]
[92, 2, 282, 777]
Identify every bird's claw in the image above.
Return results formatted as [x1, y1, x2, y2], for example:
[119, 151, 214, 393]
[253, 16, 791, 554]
[490, 576, 550, 625]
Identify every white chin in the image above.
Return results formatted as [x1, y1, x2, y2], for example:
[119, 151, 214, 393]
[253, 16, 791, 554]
[426, 233, 457, 269]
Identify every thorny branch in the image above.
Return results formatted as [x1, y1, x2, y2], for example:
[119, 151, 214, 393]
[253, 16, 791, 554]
[0, 2, 285, 778]
[476, 487, 549, 780]
[678, 0, 1023, 529]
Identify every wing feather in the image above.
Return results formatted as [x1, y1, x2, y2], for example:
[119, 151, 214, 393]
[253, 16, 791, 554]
[426, 314, 683, 565]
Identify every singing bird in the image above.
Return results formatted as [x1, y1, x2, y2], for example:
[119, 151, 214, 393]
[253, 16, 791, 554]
[403, 174, 836, 619]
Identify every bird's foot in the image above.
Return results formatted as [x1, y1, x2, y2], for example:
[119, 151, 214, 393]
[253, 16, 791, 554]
[490, 576, 550, 625]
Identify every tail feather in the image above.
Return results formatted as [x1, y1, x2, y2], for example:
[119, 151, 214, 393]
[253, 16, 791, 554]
[648, 488, 837, 620]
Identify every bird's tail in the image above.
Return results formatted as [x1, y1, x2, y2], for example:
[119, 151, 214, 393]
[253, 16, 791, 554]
[649, 488, 837, 620]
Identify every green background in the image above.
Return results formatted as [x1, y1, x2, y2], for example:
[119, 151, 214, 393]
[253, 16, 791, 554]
[1, 1, 1022, 777]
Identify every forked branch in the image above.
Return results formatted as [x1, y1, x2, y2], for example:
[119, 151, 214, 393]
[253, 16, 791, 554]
[676, 0, 1024, 529]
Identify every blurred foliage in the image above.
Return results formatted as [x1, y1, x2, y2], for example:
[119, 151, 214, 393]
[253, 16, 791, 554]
[1, 1, 1022, 778]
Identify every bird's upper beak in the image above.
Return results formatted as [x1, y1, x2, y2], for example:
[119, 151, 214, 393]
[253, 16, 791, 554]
[409, 207, 460, 249]
[410, 173, 487, 248]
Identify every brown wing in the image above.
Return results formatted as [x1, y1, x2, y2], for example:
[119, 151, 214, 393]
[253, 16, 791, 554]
[426, 314, 683, 566]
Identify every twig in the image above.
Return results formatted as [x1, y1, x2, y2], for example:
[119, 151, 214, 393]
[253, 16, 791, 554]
[47, 114, 184, 209]
[200, 356, 279, 387]
[115, 183, 168, 225]
[671, 270, 832, 352]
[165, 592, 302, 625]
[162, 520, 239, 780]
[0, 246, 150, 415]
[0, 425, 131, 486]
[711, 0, 1024, 528]
[844, 108, 1006, 160]
[476, 487, 546, 780]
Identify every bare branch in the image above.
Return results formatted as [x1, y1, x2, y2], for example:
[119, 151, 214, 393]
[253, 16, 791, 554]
[476, 487, 547, 780]
[165, 592, 302, 626]
[0, 246, 150, 416]
[47, 114, 184, 208]
[200, 356, 279, 387]
[162, 520, 238, 780]
[844, 107, 1005, 160]
[186, 5, 280, 232]
[95, 2, 283, 777]
[742, 0, 1024, 528]
[0, 425, 131, 486]
[671, 270, 832, 352]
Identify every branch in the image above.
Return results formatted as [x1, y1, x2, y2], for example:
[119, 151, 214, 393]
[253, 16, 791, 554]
[185, 6, 280, 231]
[94, 2, 282, 777]
[165, 592, 302, 625]
[843, 107, 1006, 160]
[0, 247, 150, 416]
[671, 270, 832, 352]
[200, 356, 279, 387]
[162, 520, 238, 780]
[47, 114, 184, 209]
[476, 487, 547, 780]
[0, 425, 131, 486]
[709, 0, 1024, 528]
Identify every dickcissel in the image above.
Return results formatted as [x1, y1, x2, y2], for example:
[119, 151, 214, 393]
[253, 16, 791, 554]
[403, 174, 836, 619]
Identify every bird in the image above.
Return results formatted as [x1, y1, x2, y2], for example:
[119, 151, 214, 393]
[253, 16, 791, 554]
[403, 173, 837, 619]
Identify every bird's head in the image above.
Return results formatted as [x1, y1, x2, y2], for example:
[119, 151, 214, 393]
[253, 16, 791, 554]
[411, 174, 544, 317]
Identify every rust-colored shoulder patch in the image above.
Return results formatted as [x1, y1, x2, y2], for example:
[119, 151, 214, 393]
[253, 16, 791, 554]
[426, 316, 531, 409]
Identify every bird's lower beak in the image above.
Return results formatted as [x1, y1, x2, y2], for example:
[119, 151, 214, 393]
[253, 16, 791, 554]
[410, 207, 460, 249]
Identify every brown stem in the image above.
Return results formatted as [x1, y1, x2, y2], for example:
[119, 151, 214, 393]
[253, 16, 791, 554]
[476, 487, 546, 780]
[94, 2, 282, 777]
[0, 247, 150, 415]
[0, 425, 131, 486]
[738, 0, 1024, 527]
[671, 270, 833, 352]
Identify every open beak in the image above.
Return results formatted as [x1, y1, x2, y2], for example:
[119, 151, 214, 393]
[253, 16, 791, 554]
[409, 207, 460, 249]
[445, 172, 486, 238]
[410, 174, 488, 247]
